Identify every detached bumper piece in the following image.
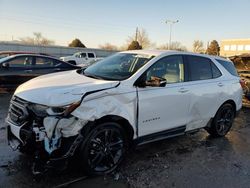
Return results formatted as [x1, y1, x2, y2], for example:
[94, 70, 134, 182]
[32, 134, 84, 176]
[7, 126, 22, 150]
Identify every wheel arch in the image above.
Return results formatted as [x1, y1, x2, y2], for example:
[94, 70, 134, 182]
[82, 115, 135, 142]
[217, 99, 237, 117]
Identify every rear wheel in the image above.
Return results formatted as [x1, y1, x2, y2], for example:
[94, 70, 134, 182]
[206, 103, 235, 137]
[80, 122, 128, 175]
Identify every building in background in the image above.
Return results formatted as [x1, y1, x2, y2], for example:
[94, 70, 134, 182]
[220, 39, 250, 57]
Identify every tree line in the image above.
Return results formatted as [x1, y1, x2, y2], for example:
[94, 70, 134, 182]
[18, 30, 221, 55]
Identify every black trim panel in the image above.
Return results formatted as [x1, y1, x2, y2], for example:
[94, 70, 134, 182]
[135, 125, 186, 145]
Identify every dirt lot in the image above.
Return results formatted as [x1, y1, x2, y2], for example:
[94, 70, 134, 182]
[1, 93, 250, 188]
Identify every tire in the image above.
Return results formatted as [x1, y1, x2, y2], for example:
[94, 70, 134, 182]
[206, 103, 235, 137]
[67, 60, 76, 65]
[79, 122, 128, 175]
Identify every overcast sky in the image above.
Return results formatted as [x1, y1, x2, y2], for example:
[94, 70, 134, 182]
[0, 0, 249, 49]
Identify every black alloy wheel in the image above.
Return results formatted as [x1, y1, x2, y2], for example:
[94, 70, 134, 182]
[206, 103, 235, 137]
[80, 122, 127, 175]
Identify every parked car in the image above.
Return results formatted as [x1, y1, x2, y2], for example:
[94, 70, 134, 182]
[0, 54, 80, 92]
[6, 50, 242, 175]
[0, 51, 51, 59]
[60, 51, 103, 67]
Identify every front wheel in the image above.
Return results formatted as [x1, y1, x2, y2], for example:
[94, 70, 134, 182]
[206, 103, 235, 137]
[79, 122, 128, 175]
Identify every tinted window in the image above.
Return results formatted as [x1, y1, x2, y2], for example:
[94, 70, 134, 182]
[8, 56, 34, 67]
[146, 55, 184, 84]
[80, 53, 86, 58]
[216, 59, 238, 76]
[35, 57, 54, 67]
[187, 56, 213, 81]
[211, 62, 222, 78]
[88, 53, 95, 58]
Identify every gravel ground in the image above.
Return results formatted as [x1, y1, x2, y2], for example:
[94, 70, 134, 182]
[0, 93, 250, 188]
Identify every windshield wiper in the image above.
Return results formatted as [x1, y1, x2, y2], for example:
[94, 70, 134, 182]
[84, 72, 104, 80]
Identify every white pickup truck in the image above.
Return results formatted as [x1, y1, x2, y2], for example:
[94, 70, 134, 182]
[60, 52, 103, 67]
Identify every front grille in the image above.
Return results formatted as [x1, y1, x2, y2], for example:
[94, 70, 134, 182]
[8, 96, 29, 126]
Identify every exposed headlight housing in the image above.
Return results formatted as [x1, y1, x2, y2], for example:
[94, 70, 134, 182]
[46, 101, 81, 116]
[29, 101, 81, 117]
[29, 104, 49, 117]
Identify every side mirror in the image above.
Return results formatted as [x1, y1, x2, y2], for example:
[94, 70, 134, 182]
[1, 62, 9, 68]
[145, 76, 167, 87]
[135, 75, 167, 88]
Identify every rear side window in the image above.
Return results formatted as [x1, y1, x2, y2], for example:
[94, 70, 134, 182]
[35, 57, 54, 67]
[187, 56, 213, 81]
[88, 53, 95, 58]
[211, 62, 222, 78]
[216, 59, 238, 77]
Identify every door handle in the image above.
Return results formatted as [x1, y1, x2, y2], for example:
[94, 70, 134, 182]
[54, 68, 61, 71]
[217, 82, 224, 87]
[178, 88, 189, 93]
[24, 70, 32, 73]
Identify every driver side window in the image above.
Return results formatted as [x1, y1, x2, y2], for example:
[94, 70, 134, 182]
[8, 56, 34, 67]
[147, 55, 184, 84]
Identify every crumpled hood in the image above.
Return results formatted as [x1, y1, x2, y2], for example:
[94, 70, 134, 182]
[14, 70, 119, 106]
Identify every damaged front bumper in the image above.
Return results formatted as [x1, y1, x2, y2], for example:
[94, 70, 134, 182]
[6, 97, 88, 174]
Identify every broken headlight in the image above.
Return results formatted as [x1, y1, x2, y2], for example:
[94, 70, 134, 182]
[29, 104, 49, 117]
[29, 101, 81, 117]
[47, 101, 81, 116]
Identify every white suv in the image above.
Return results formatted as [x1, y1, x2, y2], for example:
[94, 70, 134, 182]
[6, 50, 242, 175]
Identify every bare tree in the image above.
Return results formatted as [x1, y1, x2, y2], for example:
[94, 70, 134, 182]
[157, 42, 187, 51]
[99, 43, 118, 51]
[193, 40, 204, 53]
[20, 32, 55, 46]
[127, 28, 152, 49]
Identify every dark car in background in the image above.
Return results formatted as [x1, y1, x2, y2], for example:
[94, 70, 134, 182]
[0, 54, 81, 92]
[0, 51, 51, 59]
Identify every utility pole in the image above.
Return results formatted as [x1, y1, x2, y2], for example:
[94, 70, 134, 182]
[135, 27, 139, 41]
[165, 20, 179, 50]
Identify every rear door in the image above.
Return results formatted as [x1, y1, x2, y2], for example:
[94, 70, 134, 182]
[183, 55, 223, 131]
[32, 56, 75, 75]
[86, 52, 96, 65]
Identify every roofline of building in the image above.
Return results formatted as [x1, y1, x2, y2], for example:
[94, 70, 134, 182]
[221, 38, 250, 42]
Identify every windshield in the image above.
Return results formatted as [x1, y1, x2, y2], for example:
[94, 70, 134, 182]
[83, 53, 154, 80]
[0, 55, 14, 63]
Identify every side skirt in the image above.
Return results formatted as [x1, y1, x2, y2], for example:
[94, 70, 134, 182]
[134, 125, 186, 146]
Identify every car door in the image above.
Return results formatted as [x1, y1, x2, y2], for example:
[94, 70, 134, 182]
[137, 55, 190, 137]
[77, 52, 87, 64]
[32, 56, 75, 75]
[0, 56, 35, 91]
[87, 52, 95, 62]
[183, 55, 224, 131]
